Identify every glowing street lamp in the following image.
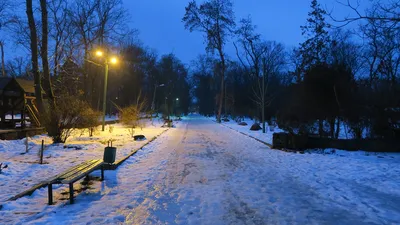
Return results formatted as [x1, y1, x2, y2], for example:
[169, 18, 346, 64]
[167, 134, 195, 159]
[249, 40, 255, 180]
[95, 50, 103, 57]
[110, 57, 118, 64]
[95, 50, 118, 131]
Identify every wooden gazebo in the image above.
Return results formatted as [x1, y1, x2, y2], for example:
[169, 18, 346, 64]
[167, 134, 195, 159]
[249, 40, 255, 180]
[0, 77, 41, 129]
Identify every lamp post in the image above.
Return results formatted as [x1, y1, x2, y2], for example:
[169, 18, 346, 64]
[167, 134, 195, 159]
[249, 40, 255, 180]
[151, 83, 165, 111]
[95, 50, 118, 131]
[175, 98, 179, 116]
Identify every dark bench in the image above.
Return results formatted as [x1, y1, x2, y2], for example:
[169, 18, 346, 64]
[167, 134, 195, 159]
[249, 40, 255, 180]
[47, 159, 105, 205]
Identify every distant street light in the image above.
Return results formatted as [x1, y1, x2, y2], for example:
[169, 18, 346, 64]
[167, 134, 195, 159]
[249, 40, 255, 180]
[94, 50, 118, 131]
[151, 83, 165, 111]
[176, 98, 179, 101]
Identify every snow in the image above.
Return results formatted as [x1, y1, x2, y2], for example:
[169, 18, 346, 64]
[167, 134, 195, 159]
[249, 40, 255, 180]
[1, 115, 400, 224]
[218, 117, 284, 144]
[104, 115, 118, 122]
[0, 118, 168, 205]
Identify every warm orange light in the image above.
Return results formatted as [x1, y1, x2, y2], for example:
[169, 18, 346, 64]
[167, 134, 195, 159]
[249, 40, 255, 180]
[110, 57, 118, 64]
[96, 50, 103, 57]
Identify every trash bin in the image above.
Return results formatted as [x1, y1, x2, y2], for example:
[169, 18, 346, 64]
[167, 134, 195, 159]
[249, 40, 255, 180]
[103, 141, 116, 164]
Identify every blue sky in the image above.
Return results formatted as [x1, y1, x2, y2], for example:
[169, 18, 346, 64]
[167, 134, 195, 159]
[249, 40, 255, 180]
[2, 0, 373, 65]
[123, 0, 372, 64]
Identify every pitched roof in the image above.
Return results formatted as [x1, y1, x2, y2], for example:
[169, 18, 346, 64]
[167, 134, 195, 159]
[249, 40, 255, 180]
[15, 78, 36, 94]
[0, 77, 13, 90]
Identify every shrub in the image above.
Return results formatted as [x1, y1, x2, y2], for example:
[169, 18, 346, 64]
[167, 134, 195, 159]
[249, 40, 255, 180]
[119, 92, 147, 136]
[120, 105, 140, 136]
[77, 107, 102, 137]
[46, 95, 100, 143]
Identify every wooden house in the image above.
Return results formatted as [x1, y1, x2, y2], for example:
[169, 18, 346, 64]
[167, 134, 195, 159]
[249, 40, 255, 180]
[0, 77, 41, 129]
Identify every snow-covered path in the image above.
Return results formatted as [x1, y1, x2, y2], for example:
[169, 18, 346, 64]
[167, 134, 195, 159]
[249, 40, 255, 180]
[1, 115, 400, 224]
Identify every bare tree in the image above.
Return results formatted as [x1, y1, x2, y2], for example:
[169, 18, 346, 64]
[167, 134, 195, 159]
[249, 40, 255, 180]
[49, 0, 72, 78]
[26, 0, 45, 113]
[234, 17, 268, 132]
[330, 29, 363, 76]
[70, 0, 99, 103]
[183, 0, 235, 123]
[332, 0, 400, 28]
[6, 56, 31, 78]
[234, 17, 286, 133]
[0, 0, 15, 77]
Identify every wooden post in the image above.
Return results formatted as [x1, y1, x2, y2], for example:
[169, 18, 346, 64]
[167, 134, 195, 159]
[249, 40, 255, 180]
[21, 110, 25, 128]
[39, 140, 44, 164]
[48, 184, 53, 205]
[69, 183, 74, 204]
[25, 134, 29, 153]
[101, 165, 104, 181]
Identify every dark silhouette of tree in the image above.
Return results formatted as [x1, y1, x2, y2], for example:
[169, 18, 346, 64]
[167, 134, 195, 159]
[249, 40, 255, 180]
[300, 0, 331, 69]
[183, 0, 235, 123]
[234, 17, 286, 132]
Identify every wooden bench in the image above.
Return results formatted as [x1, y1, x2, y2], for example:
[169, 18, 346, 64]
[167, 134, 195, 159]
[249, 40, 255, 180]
[47, 159, 105, 205]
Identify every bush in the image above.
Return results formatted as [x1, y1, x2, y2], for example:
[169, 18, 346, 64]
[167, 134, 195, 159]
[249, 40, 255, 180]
[120, 105, 139, 136]
[77, 108, 102, 137]
[46, 95, 100, 143]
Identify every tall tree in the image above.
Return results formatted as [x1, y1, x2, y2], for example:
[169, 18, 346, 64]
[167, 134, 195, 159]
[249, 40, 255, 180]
[300, 0, 331, 69]
[49, 0, 71, 78]
[183, 0, 235, 122]
[0, 0, 13, 77]
[26, 0, 45, 113]
[235, 17, 272, 133]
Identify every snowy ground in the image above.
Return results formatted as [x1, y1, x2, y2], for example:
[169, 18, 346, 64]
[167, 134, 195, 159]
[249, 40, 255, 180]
[0, 117, 167, 205]
[217, 117, 284, 144]
[1, 115, 399, 224]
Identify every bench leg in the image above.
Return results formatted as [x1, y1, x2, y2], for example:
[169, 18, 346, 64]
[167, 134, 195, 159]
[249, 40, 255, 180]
[69, 183, 74, 204]
[101, 165, 104, 181]
[48, 184, 53, 205]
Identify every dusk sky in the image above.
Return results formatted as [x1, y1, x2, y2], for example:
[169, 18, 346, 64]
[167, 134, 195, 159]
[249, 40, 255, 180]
[123, 0, 371, 65]
[1, 0, 374, 65]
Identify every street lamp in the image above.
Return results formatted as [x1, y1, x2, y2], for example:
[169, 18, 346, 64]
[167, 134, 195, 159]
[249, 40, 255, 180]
[151, 83, 165, 111]
[95, 50, 118, 131]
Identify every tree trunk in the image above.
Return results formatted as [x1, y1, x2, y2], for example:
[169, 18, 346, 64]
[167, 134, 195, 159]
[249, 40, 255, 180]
[216, 49, 226, 123]
[224, 84, 227, 118]
[40, 0, 54, 104]
[318, 119, 324, 137]
[329, 118, 335, 138]
[335, 118, 340, 139]
[0, 41, 5, 77]
[40, 0, 60, 140]
[26, 0, 45, 114]
[217, 70, 224, 123]
[262, 73, 266, 133]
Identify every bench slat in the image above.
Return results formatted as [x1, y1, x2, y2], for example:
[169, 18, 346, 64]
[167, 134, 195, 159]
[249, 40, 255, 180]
[61, 162, 103, 184]
[47, 159, 99, 183]
[57, 160, 101, 180]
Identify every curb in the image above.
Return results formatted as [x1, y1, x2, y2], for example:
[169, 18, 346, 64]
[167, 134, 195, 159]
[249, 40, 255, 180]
[4, 127, 171, 204]
[213, 120, 273, 148]
[104, 128, 170, 170]
[216, 121, 302, 153]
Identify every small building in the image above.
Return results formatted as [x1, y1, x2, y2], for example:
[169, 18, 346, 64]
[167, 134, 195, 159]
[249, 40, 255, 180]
[0, 77, 41, 129]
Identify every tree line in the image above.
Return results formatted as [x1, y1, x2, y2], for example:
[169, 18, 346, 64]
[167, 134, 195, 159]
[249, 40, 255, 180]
[0, 0, 399, 141]
[186, 0, 400, 140]
[0, 0, 190, 142]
